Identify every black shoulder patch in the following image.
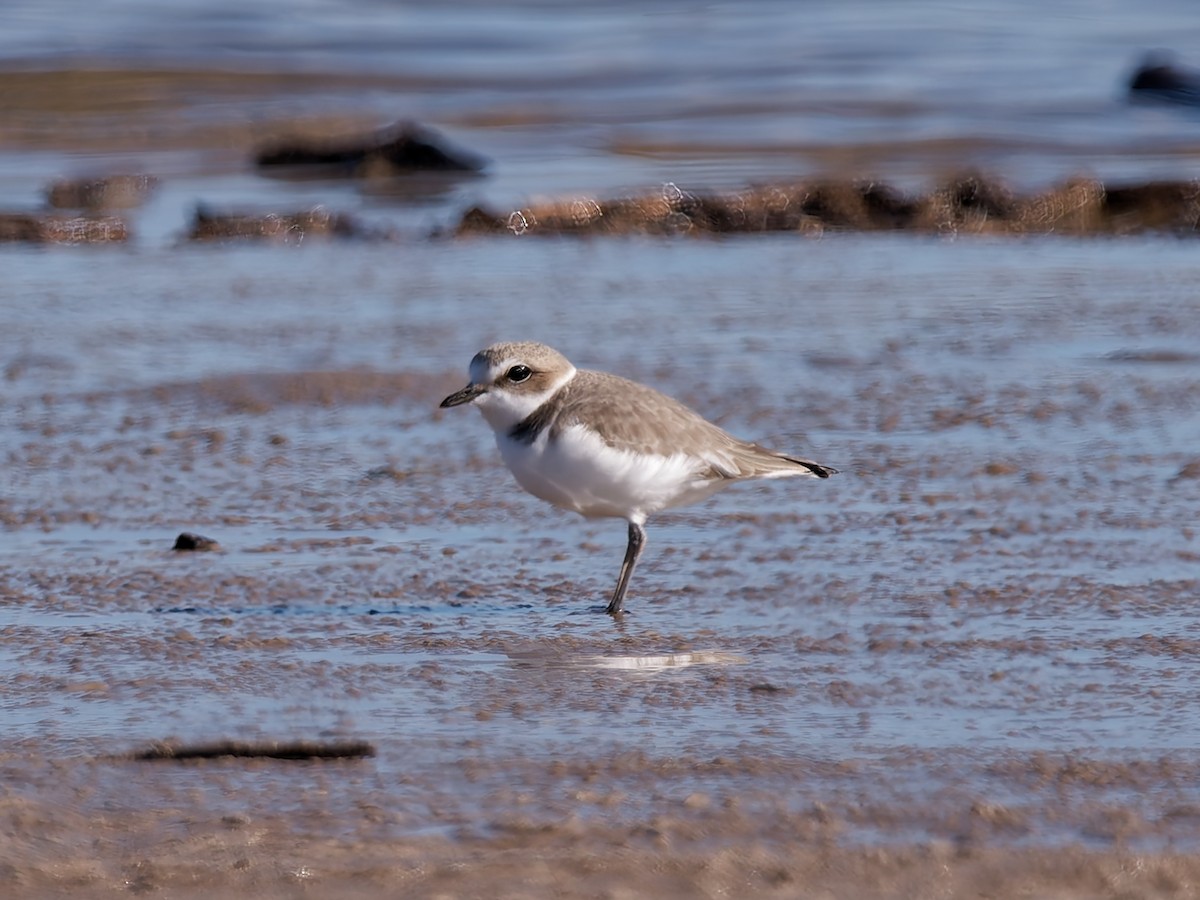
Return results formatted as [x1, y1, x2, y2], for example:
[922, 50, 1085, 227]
[509, 402, 557, 445]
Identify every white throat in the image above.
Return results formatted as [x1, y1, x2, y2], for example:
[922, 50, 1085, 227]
[474, 364, 576, 434]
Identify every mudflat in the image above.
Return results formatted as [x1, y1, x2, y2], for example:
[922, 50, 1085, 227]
[4, 234, 1200, 897]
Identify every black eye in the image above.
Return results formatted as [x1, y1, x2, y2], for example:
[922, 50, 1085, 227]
[506, 365, 532, 383]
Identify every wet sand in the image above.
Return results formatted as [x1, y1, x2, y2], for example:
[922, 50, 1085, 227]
[3, 234, 1200, 896]
[9, 790, 1200, 899]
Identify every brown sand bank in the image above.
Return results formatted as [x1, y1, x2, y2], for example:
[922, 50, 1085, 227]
[458, 176, 1200, 238]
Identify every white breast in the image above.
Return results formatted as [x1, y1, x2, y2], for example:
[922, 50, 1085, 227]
[495, 422, 725, 522]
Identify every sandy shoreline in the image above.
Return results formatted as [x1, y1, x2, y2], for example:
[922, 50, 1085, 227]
[5, 777, 1198, 899]
[6, 738, 1200, 900]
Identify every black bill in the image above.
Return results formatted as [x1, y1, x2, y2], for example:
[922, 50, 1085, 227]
[440, 383, 484, 408]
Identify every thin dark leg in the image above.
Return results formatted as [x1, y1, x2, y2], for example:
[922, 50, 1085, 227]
[605, 521, 646, 615]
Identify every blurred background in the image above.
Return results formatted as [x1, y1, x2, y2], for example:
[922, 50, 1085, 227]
[2, 0, 1200, 240]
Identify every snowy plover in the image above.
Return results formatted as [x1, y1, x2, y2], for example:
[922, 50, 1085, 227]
[440, 341, 837, 614]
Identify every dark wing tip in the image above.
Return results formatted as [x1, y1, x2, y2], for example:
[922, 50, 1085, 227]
[783, 456, 837, 478]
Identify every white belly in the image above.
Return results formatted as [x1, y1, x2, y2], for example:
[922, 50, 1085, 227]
[496, 423, 723, 521]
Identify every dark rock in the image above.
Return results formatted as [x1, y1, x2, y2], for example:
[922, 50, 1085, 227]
[255, 121, 486, 177]
[1129, 52, 1200, 106]
[173, 532, 220, 552]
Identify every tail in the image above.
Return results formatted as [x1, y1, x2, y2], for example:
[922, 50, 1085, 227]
[715, 442, 838, 480]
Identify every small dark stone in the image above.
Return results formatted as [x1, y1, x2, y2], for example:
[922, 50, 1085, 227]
[173, 532, 220, 552]
[749, 682, 786, 693]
